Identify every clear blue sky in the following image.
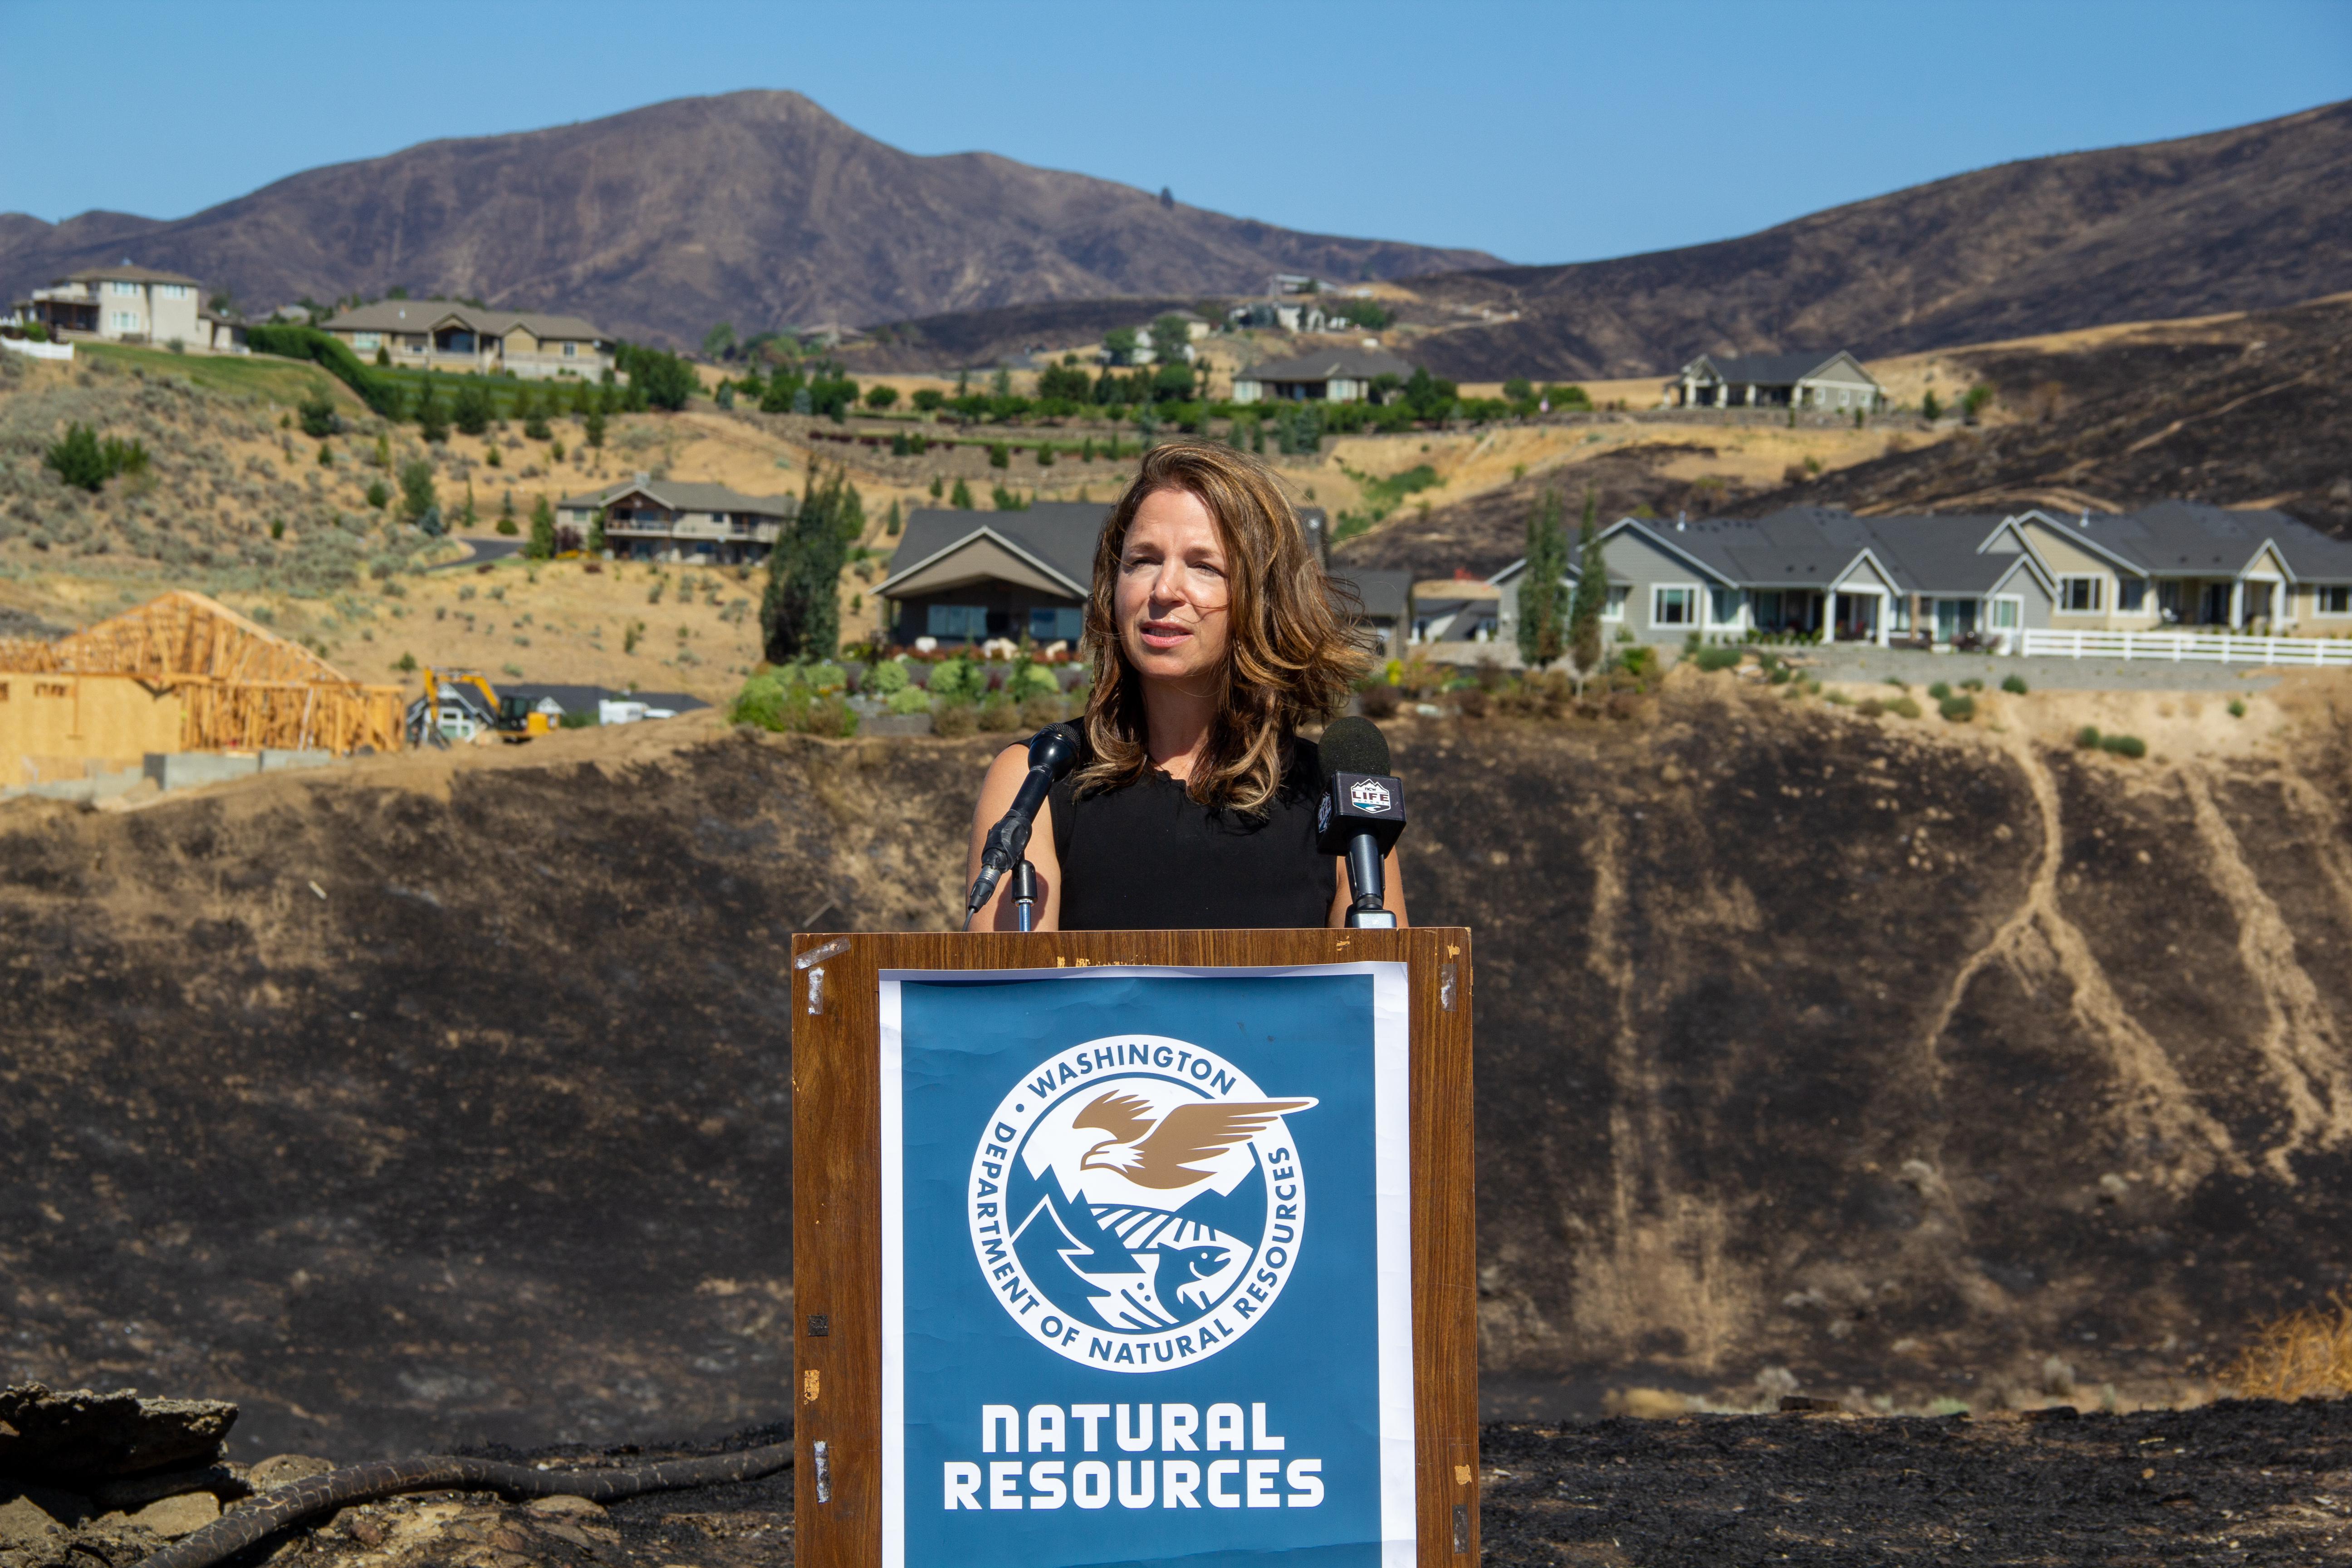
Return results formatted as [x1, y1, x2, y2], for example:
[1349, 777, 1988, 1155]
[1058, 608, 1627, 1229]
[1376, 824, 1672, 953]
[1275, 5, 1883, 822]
[4, 0, 2345, 266]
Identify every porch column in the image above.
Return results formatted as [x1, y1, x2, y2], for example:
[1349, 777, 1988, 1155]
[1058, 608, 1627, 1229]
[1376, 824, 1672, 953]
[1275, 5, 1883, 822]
[1877, 594, 1890, 647]
[2229, 579, 2244, 628]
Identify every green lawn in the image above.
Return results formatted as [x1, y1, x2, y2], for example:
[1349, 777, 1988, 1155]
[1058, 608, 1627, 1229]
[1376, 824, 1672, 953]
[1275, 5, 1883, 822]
[79, 343, 360, 412]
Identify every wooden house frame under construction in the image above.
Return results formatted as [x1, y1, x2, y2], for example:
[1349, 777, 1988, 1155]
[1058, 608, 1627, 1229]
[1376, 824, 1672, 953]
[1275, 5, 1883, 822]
[0, 591, 403, 785]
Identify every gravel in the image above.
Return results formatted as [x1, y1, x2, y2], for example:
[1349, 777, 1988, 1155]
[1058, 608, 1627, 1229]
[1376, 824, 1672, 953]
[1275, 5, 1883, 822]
[1788, 642, 2284, 692]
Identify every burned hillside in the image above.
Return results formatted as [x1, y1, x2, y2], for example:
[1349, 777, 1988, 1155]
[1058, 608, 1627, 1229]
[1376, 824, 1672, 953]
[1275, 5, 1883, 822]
[1746, 292, 2352, 534]
[3, 679, 2352, 1466]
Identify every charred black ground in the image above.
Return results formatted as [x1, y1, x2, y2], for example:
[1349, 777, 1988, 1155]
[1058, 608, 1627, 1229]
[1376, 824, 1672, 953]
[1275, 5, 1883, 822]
[3, 680, 2351, 1468]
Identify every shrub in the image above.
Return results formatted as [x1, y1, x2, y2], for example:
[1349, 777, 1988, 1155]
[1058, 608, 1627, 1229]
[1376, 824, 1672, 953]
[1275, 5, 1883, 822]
[1767, 665, 1793, 685]
[933, 701, 978, 737]
[1693, 646, 1742, 672]
[1857, 697, 1883, 717]
[1618, 646, 1656, 679]
[978, 692, 1020, 732]
[1012, 662, 1061, 700]
[886, 684, 931, 716]
[1359, 683, 1401, 719]
[298, 390, 340, 439]
[2224, 1289, 2352, 1401]
[2100, 733, 2147, 759]
[1927, 680, 1952, 700]
[1824, 690, 1852, 705]
[2228, 698, 2246, 718]
[1884, 676, 1908, 691]
[989, 443, 1010, 469]
[1939, 693, 1975, 722]
[43, 423, 147, 491]
[1883, 696, 1921, 719]
[867, 658, 911, 696]
[1019, 692, 1065, 728]
[1960, 678, 1984, 692]
[2076, 725, 2102, 749]
[927, 656, 980, 702]
[2002, 674, 2029, 694]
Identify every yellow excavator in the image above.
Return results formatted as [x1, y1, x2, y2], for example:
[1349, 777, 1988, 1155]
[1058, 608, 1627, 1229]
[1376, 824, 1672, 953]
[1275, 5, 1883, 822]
[404, 667, 551, 748]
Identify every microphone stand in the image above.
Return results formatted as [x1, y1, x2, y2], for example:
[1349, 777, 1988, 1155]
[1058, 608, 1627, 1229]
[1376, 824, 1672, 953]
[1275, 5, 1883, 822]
[1012, 860, 1039, 932]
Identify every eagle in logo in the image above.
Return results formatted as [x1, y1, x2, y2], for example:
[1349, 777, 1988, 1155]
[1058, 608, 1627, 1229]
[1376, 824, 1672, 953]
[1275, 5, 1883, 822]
[1007, 1079, 1316, 1333]
[1071, 1091, 1316, 1191]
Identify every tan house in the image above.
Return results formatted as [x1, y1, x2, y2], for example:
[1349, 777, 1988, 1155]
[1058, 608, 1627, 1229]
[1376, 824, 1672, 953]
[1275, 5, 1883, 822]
[1980, 502, 2352, 634]
[321, 301, 615, 381]
[559, 474, 798, 564]
[12, 263, 232, 351]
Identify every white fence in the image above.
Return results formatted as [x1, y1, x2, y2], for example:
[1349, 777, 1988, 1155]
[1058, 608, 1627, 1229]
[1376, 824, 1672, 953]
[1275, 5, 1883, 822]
[2020, 628, 2352, 666]
[0, 336, 74, 362]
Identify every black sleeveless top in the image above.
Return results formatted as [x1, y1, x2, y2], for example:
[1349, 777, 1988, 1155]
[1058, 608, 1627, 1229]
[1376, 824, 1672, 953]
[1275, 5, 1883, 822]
[1049, 738, 1335, 930]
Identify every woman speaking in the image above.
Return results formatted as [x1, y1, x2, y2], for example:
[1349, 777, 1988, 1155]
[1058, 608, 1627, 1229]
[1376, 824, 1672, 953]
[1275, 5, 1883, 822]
[965, 441, 1406, 931]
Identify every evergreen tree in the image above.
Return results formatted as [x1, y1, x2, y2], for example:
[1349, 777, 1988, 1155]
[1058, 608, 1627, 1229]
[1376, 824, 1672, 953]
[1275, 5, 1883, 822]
[527, 495, 557, 559]
[1567, 488, 1607, 677]
[949, 477, 974, 509]
[886, 499, 902, 536]
[584, 407, 607, 449]
[761, 467, 861, 663]
[414, 378, 450, 443]
[1514, 489, 1568, 670]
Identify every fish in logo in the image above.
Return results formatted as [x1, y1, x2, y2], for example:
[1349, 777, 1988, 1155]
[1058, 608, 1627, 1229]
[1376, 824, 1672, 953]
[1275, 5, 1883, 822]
[996, 1068, 1314, 1345]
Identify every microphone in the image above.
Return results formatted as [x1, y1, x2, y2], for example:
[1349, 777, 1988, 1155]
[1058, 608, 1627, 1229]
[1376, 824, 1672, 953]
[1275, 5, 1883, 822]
[967, 722, 1083, 917]
[1316, 716, 1405, 929]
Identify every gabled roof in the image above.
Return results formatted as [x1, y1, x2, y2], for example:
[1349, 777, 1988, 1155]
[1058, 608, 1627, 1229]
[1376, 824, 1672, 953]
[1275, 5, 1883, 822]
[1332, 570, 1411, 620]
[1678, 350, 1878, 388]
[591, 479, 798, 518]
[56, 263, 201, 287]
[2004, 501, 2352, 582]
[1235, 347, 1416, 384]
[879, 503, 1110, 600]
[320, 301, 609, 341]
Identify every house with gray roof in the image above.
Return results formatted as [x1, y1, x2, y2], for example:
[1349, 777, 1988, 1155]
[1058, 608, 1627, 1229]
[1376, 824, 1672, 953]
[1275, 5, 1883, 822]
[559, 473, 798, 564]
[1232, 347, 1415, 405]
[1666, 351, 1883, 412]
[1980, 501, 2352, 633]
[877, 503, 1108, 646]
[876, 501, 1413, 652]
[1484, 499, 2352, 651]
[322, 300, 614, 381]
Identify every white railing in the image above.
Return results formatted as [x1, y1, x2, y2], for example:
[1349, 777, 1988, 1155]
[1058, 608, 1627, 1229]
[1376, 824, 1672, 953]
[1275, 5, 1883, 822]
[1, 336, 74, 362]
[2020, 628, 2352, 666]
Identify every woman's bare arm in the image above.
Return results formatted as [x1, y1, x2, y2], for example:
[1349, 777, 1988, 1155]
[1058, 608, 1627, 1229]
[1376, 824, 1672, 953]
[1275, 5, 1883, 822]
[1326, 845, 1408, 928]
[964, 745, 1064, 931]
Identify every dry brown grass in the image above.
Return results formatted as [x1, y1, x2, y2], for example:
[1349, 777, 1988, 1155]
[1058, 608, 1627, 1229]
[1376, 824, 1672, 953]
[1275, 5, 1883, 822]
[2225, 1291, 2352, 1400]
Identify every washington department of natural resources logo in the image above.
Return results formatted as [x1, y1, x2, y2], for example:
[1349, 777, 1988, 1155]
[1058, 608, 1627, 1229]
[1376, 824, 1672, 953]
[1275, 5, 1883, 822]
[969, 1034, 1314, 1372]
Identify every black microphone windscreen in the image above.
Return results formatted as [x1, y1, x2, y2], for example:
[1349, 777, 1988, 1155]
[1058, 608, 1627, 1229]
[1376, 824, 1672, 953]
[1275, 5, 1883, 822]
[1028, 722, 1083, 778]
[1319, 716, 1391, 782]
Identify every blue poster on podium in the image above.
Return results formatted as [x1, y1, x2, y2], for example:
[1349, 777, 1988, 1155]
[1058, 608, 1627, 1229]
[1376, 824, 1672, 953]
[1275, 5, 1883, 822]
[880, 963, 1414, 1568]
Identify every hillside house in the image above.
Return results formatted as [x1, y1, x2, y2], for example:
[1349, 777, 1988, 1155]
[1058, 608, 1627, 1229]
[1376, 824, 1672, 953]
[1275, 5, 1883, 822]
[1231, 346, 1415, 404]
[876, 502, 1411, 654]
[13, 264, 215, 350]
[322, 301, 614, 381]
[876, 504, 1104, 646]
[1666, 351, 1884, 412]
[559, 475, 798, 564]
[1485, 500, 2352, 648]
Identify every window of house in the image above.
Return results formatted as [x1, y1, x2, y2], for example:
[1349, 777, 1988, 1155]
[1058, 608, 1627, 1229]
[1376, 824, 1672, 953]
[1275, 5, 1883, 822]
[2318, 584, 2352, 616]
[927, 605, 988, 640]
[1652, 585, 1697, 625]
[1602, 586, 1628, 621]
[1029, 607, 1084, 642]
[353, 332, 381, 350]
[2058, 575, 2104, 612]
[155, 284, 189, 299]
[1989, 597, 2022, 630]
[109, 311, 139, 331]
[110, 281, 142, 296]
[2118, 579, 2147, 612]
[1710, 587, 1740, 626]
[563, 342, 577, 357]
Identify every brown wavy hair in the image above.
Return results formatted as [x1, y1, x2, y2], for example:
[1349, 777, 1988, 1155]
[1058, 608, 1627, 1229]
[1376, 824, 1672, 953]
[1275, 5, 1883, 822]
[1076, 439, 1369, 814]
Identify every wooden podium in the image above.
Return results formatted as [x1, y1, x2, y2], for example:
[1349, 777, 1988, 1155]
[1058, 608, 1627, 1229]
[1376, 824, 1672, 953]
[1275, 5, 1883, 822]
[790, 928, 1475, 1568]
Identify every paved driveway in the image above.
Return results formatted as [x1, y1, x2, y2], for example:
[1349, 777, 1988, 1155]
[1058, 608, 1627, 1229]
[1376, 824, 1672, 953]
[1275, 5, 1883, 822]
[425, 536, 525, 571]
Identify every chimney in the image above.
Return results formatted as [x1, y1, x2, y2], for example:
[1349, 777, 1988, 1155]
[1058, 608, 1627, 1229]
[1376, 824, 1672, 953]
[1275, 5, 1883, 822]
[1676, 510, 1687, 531]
